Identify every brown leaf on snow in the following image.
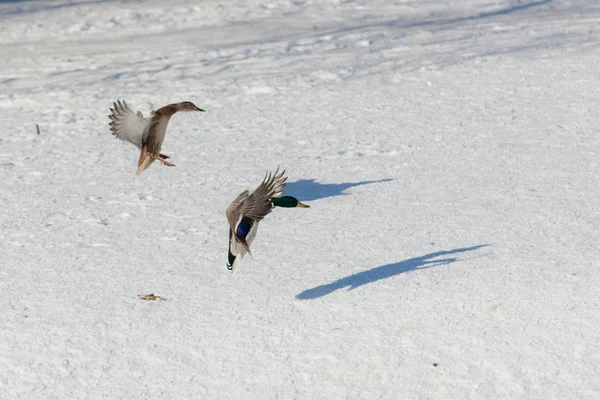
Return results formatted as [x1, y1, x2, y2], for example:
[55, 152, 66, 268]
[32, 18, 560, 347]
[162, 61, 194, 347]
[137, 293, 164, 301]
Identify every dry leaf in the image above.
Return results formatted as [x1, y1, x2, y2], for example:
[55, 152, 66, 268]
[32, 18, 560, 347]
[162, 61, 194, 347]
[137, 293, 164, 301]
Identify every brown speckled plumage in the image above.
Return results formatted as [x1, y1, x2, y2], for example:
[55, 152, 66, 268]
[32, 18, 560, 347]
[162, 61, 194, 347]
[108, 100, 205, 175]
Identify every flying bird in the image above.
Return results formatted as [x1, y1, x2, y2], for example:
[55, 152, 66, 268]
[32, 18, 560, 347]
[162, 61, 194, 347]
[225, 168, 310, 272]
[108, 100, 205, 175]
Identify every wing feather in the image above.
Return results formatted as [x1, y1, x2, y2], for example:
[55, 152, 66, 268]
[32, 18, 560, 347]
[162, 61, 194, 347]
[108, 100, 151, 149]
[239, 168, 287, 221]
[225, 168, 287, 252]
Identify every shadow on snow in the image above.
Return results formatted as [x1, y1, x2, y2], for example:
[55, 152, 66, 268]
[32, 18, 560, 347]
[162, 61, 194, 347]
[296, 244, 490, 300]
[284, 178, 392, 202]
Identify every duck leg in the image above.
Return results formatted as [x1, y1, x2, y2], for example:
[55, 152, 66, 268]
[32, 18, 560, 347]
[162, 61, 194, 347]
[156, 155, 175, 167]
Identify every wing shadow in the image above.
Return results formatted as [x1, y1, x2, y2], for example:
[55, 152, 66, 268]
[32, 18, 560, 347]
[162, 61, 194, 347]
[284, 178, 392, 202]
[296, 244, 490, 300]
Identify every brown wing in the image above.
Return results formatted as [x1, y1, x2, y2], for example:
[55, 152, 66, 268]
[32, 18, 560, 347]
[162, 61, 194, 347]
[226, 189, 250, 233]
[225, 168, 287, 251]
[239, 168, 286, 221]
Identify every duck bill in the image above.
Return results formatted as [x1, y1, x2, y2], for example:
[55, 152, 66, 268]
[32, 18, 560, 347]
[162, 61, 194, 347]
[297, 202, 310, 208]
[196, 106, 206, 112]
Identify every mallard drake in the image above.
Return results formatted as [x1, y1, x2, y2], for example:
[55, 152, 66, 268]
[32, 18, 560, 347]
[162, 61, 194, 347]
[225, 168, 310, 271]
[108, 100, 205, 175]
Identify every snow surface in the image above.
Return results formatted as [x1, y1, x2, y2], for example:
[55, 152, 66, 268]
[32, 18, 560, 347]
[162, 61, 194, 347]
[1, 0, 600, 398]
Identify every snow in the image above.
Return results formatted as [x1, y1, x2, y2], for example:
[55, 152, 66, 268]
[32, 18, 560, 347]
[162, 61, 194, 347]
[1, 0, 600, 398]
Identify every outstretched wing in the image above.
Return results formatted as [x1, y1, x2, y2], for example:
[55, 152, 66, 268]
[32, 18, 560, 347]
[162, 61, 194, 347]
[225, 168, 287, 251]
[108, 100, 151, 149]
[238, 168, 286, 221]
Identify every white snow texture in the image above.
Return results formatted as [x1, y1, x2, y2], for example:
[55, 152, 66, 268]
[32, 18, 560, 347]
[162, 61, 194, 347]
[1, 0, 599, 399]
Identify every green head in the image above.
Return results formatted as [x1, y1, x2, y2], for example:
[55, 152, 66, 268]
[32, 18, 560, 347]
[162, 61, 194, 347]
[272, 196, 310, 208]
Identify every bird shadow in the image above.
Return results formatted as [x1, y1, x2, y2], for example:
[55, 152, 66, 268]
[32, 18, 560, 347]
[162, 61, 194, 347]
[284, 178, 392, 202]
[296, 244, 490, 300]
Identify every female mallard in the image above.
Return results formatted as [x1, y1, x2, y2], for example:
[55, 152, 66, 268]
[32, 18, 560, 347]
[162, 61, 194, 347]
[108, 100, 205, 175]
[225, 168, 310, 272]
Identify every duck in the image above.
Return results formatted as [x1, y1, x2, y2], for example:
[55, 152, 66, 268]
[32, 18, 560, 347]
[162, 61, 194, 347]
[108, 100, 205, 175]
[225, 168, 310, 272]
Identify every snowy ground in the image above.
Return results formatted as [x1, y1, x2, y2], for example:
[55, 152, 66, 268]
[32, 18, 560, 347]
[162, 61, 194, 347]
[1, 0, 600, 398]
